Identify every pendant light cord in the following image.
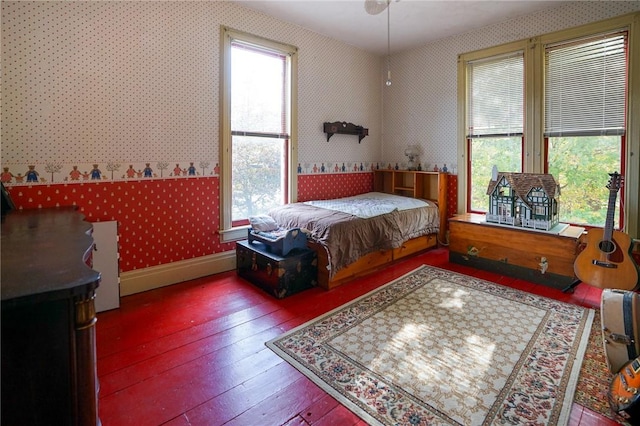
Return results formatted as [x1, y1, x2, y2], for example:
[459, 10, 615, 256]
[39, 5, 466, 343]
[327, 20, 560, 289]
[387, 1, 390, 57]
[386, 0, 392, 86]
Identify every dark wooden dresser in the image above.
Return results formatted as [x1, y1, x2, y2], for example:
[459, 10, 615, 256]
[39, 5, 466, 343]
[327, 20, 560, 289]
[1, 207, 101, 426]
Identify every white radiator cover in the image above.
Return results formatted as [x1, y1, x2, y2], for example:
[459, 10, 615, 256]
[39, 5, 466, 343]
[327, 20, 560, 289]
[92, 221, 120, 312]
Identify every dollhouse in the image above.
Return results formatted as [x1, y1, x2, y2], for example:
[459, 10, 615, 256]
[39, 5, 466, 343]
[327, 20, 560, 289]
[486, 172, 560, 231]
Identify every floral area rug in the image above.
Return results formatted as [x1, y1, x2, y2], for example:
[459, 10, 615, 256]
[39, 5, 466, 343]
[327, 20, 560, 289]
[574, 311, 616, 420]
[267, 265, 594, 426]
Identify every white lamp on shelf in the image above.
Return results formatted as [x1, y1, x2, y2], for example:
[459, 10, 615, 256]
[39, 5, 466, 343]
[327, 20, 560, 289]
[404, 145, 420, 170]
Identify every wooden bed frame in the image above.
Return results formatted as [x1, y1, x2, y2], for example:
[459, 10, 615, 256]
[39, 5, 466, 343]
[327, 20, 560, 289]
[311, 170, 448, 290]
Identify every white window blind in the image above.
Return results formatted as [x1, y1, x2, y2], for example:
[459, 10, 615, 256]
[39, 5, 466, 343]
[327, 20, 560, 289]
[467, 52, 524, 138]
[230, 40, 289, 139]
[545, 32, 627, 137]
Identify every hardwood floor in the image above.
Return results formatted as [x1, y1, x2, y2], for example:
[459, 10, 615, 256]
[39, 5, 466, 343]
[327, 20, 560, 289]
[96, 247, 620, 426]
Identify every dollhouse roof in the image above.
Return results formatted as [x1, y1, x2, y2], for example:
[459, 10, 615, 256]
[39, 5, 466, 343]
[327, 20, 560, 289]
[487, 172, 560, 202]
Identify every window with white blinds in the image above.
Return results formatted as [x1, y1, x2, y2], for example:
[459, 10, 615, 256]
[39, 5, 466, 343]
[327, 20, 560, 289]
[467, 52, 524, 138]
[230, 40, 289, 140]
[220, 27, 298, 242]
[458, 13, 638, 234]
[545, 32, 627, 137]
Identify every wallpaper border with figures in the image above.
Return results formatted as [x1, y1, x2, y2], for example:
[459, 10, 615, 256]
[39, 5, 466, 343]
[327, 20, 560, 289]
[1, 159, 455, 186]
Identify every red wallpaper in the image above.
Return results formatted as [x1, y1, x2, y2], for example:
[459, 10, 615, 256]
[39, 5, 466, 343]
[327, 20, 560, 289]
[6, 178, 234, 272]
[297, 173, 374, 201]
[447, 174, 458, 218]
[6, 172, 458, 273]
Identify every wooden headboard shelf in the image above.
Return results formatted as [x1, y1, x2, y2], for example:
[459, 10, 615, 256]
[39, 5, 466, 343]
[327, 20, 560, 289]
[373, 169, 448, 243]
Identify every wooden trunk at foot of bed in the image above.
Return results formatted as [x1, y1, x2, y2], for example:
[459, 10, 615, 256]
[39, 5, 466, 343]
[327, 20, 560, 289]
[309, 234, 437, 290]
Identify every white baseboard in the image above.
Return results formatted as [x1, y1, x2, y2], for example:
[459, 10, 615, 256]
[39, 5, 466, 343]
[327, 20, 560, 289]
[119, 250, 237, 296]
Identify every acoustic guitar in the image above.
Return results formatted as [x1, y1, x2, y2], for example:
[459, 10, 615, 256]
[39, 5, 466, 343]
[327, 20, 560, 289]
[574, 172, 639, 290]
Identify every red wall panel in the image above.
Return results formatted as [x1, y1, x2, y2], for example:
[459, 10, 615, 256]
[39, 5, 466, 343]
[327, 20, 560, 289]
[6, 178, 235, 272]
[297, 173, 374, 202]
[6, 172, 458, 273]
[447, 174, 458, 219]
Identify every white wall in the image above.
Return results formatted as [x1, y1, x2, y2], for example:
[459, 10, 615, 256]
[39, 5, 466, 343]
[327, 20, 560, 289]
[1, 1, 383, 179]
[4, 1, 639, 179]
[382, 1, 640, 174]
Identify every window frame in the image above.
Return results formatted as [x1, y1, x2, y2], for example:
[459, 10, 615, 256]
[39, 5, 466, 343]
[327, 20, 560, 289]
[459, 40, 529, 214]
[457, 12, 640, 238]
[219, 27, 298, 243]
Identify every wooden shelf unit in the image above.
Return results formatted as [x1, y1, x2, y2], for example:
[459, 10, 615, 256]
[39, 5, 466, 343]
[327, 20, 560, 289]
[373, 169, 447, 242]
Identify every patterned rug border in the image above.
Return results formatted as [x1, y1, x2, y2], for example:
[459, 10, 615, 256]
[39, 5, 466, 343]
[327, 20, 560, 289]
[574, 310, 616, 419]
[266, 265, 595, 426]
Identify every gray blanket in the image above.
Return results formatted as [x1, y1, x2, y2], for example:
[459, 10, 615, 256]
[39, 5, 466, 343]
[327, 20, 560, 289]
[268, 200, 439, 277]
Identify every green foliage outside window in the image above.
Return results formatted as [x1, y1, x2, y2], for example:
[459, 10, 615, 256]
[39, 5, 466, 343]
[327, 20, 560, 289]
[469, 137, 522, 212]
[471, 136, 621, 227]
[547, 136, 621, 227]
[232, 137, 283, 221]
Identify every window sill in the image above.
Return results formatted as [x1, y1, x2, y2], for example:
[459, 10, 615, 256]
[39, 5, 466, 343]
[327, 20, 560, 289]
[219, 225, 250, 243]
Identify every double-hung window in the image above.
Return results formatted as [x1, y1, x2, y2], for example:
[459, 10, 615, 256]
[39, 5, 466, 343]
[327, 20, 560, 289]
[458, 13, 638, 236]
[465, 51, 524, 212]
[220, 28, 298, 242]
[544, 31, 628, 227]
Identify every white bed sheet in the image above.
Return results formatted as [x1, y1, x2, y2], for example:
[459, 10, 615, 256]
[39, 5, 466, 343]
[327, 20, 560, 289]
[303, 192, 431, 219]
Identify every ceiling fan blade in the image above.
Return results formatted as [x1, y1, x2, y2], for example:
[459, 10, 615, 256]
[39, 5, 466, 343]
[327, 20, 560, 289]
[364, 0, 388, 15]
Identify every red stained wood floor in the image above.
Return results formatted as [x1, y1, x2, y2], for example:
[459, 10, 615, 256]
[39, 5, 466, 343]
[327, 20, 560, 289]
[96, 247, 620, 426]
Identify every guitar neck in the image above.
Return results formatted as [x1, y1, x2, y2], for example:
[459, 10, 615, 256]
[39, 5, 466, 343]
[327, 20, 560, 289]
[603, 188, 617, 242]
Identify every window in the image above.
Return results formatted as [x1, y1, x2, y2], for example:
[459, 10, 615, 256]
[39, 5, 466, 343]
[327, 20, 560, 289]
[458, 13, 639, 236]
[498, 203, 510, 217]
[498, 184, 510, 197]
[220, 28, 298, 242]
[545, 32, 627, 227]
[466, 51, 524, 212]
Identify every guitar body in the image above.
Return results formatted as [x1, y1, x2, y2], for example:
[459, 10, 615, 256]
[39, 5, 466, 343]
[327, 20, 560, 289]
[574, 228, 639, 290]
[610, 356, 640, 423]
[573, 228, 638, 290]
[574, 172, 639, 291]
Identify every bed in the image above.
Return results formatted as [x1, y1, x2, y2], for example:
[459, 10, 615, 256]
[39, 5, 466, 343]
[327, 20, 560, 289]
[267, 171, 448, 289]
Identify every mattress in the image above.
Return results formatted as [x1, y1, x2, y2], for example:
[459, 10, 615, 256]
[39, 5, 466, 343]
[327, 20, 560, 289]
[268, 192, 439, 277]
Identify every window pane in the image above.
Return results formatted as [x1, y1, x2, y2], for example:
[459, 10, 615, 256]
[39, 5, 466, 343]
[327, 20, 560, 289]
[228, 38, 290, 226]
[232, 136, 284, 222]
[469, 137, 522, 212]
[467, 52, 523, 137]
[545, 33, 626, 137]
[231, 44, 286, 134]
[547, 136, 621, 227]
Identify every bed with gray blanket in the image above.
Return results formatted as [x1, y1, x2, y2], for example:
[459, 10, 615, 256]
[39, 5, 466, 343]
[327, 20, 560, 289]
[267, 192, 441, 288]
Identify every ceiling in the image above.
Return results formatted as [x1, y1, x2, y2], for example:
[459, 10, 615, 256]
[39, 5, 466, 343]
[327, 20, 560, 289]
[231, 0, 574, 55]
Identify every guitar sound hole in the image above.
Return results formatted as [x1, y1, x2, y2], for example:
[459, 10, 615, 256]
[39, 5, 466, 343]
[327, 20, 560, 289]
[599, 240, 616, 254]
